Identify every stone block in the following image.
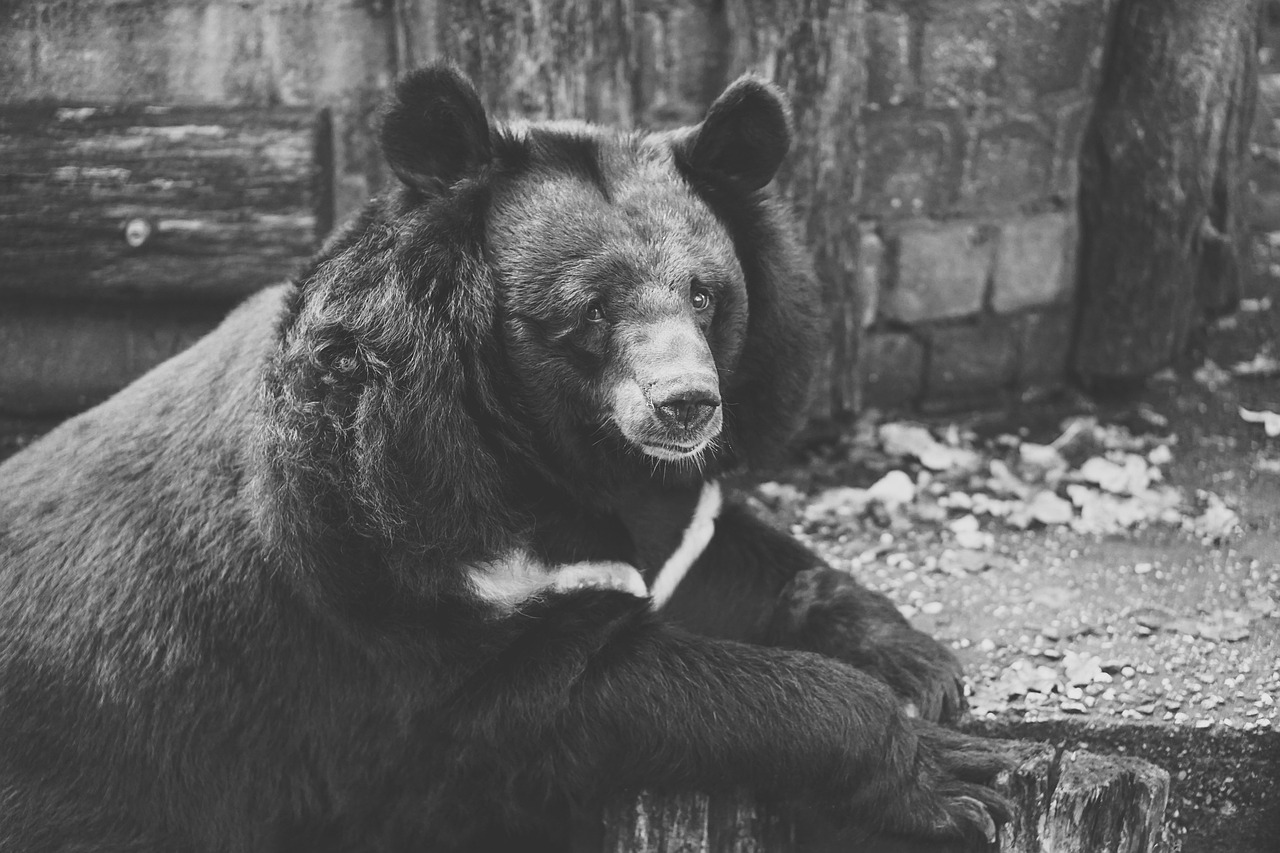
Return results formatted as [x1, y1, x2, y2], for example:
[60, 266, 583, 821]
[0, 301, 220, 416]
[1051, 99, 1093, 202]
[866, 8, 915, 108]
[1005, 0, 1112, 98]
[861, 114, 962, 218]
[960, 119, 1057, 214]
[920, 0, 1110, 109]
[1013, 307, 1075, 389]
[922, 318, 1019, 409]
[920, 1, 1014, 109]
[859, 222, 885, 329]
[992, 212, 1077, 313]
[881, 220, 996, 323]
[858, 331, 925, 411]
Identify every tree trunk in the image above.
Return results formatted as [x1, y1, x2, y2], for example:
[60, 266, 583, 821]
[1073, 0, 1261, 387]
[723, 0, 868, 421]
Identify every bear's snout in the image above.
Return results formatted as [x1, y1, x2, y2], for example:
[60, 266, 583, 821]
[650, 384, 720, 433]
[608, 315, 724, 461]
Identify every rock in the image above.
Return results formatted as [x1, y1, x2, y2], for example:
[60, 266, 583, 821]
[866, 470, 915, 507]
[878, 421, 981, 472]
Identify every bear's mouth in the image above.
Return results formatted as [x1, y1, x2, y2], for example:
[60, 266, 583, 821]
[639, 439, 713, 462]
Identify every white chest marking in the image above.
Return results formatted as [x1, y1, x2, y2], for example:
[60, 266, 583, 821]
[466, 480, 722, 611]
[468, 552, 647, 610]
[649, 480, 722, 609]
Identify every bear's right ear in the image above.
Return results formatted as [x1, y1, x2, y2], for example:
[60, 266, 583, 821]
[678, 75, 792, 191]
[380, 65, 492, 194]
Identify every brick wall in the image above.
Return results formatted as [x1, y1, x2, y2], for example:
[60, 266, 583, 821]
[853, 0, 1114, 413]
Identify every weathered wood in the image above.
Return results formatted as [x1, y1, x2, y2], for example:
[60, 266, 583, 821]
[584, 742, 1171, 853]
[633, 0, 727, 128]
[0, 0, 397, 228]
[1073, 0, 1262, 386]
[0, 103, 324, 302]
[431, 0, 638, 126]
[588, 789, 796, 853]
[1042, 751, 1169, 853]
[723, 0, 868, 421]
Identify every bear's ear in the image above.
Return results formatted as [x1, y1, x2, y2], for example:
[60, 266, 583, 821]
[380, 65, 492, 194]
[682, 76, 791, 191]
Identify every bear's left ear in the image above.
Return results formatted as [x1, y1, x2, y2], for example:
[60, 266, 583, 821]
[680, 76, 791, 191]
[380, 64, 493, 194]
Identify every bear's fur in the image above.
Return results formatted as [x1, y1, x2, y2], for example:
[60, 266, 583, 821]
[0, 65, 1009, 851]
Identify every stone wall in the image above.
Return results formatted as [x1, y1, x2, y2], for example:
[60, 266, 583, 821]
[1, 0, 1259, 442]
[853, 0, 1114, 414]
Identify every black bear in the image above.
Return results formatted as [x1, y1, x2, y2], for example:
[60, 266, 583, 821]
[0, 66, 1008, 851]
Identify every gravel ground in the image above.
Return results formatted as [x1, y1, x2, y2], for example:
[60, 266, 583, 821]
[744, 302, 1280, 850]
[749, 301, 1280, 737]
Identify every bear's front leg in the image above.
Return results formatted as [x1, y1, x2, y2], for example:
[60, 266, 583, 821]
[442, 592, 1010, 850]
[769, 565, 968, 724]
[662, 496, 968, 724]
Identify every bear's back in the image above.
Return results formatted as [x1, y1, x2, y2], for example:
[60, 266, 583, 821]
[0, 285, 291, 645]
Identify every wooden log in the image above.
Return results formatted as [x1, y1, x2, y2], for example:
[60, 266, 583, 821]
[1042, 751, 1170, 853]
[590, 789, 796, 853]
[1073, 0, 1261, 386]
[0, 0, 397, 230]
[579, 742, 1170, 853]
[0, 103, 325, 303]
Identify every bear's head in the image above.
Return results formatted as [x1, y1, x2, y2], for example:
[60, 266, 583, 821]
[266, 65, 818, 575]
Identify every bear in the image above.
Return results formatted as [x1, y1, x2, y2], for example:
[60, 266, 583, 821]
[0, 64, 1010, 852]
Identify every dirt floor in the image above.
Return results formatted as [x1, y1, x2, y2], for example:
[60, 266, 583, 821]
[750, 300, 1280, 851]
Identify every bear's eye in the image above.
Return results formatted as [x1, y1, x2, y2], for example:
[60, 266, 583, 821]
[690, 280, 713, 312]
[584, 298, 607, 323]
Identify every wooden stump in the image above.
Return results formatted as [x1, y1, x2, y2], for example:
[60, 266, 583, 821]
[578, 742, 1170, 853]
[1073, 0, 1261, 386]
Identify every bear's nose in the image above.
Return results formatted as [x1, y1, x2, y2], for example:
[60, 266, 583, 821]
[654, 391, 720, 432]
